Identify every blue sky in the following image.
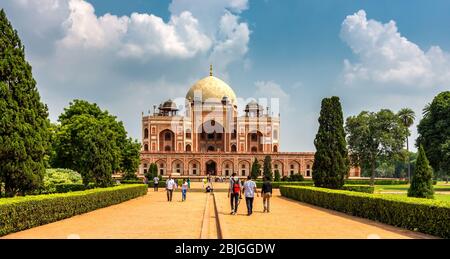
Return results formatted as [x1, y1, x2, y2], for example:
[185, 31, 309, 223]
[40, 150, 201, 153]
[2, 0, 450, 151]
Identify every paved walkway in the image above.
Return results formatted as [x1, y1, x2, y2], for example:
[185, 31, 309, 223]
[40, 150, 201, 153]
[214, 189, 433, 239]
[3, 190, 207, 239]
[2, 184, 435, 239]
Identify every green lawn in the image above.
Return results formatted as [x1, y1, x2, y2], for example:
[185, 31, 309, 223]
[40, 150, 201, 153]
[376, 193, 450, 202]
[373, 182, 450, 202]
[375, 182, 450, 192]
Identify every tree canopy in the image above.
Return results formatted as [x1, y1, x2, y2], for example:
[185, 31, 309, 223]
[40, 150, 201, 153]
[0, 9, 51, 196]
[345, 109, 408, 185]
[417, 91, 450, 178]
[312, 96, 349, 189]
[51, 100, 140, 186]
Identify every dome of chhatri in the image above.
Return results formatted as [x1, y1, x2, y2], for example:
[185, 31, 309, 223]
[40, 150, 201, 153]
[245, 100, 263, 112]
[185, 66, 237, 105]
[160, 99, 178, 110]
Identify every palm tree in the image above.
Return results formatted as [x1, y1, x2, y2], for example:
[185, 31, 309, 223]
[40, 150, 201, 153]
[397, 108, 416, 181]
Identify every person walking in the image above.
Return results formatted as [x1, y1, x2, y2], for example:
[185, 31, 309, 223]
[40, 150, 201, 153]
[181, 179, 188, 201]
[153, 175, 159, 191]
[202, 177, 207, 188]
[166, 175, 176, 202]
[228, 173, 242, 215]
[243, 176, 258, 216]
[187, 177, 191, 189]
[261, 176, 273, 213]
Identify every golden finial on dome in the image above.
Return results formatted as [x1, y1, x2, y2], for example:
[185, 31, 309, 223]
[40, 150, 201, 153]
[210, 64, 213, 76]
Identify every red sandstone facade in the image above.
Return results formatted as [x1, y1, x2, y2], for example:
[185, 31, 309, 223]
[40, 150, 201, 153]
[138, 68, 360, 178]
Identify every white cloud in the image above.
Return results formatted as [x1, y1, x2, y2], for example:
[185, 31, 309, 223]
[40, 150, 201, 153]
[210, 11, 250, 72]
[340, 10, 450, 88]
[254, 81, 289, 100]
[59, 0, 128, 49]
[2, 0, 251, 141]
[169, 0, 248, 34]
[4, 0, 249, 64]
[58, 0, 212, 59]
[253, 81, 290, 115]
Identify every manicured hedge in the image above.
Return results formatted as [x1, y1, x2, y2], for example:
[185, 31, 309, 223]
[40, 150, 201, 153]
[121, 180, 166, 188]
[256, 181, 314, 188]
[149, 182, 166, 188]
[344, 179, 409, 185]
[54, 183, 95, 193]
[0, 184, 148, 236]
[341, 185, 375, 194]
[119, 180, 142, 184]
[280, 186, 450, 238]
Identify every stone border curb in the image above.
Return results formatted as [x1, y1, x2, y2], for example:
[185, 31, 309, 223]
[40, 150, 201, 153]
[200, 193, 210, 239]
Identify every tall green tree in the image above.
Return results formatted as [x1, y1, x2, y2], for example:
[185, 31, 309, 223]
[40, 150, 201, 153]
[346, 109, 408, 186]
[250, 158, 261, 179]
[417, 91, 450, 180]
[150, 163, 158, 179]
[274, 170, 281, 182]
[397, 108, 415, 181]
[263, 155, 273, 180]
[0, 9, 50, 197]
[52, 100, 138, 187]
[312, 97, 349, 189]
[408, 145, 434, 198]
[120, 138, 141, 179]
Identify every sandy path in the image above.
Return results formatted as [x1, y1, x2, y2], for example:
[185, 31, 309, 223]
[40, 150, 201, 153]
[3, 190, 207, 239]
[3, 183, 436, 239]
[214, 190, 434, 239]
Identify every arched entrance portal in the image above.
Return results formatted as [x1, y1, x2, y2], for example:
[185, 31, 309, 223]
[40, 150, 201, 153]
[206, 160, 217, 176]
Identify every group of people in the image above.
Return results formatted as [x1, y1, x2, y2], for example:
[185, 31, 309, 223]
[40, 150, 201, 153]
[146, 174, 274, 215]
[164, 176, 190, 202]
[144, 175, 191, 202]
[228, 173, 273, 216]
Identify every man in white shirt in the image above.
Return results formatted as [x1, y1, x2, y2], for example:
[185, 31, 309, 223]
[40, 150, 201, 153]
[166, 175, 176, 202]
[153, 176, 159, 192]
[243, 176, 258, 216]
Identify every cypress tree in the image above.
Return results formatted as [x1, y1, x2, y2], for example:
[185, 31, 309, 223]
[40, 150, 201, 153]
[251, 158, 261, 179]
[263, 155, 273, 180]
[0, 9, 50, 196]
[407, 145, 434, 198]
[150, 163, 158, 179]
[274, 170, 281, 182]
[312, 97, 349, 189]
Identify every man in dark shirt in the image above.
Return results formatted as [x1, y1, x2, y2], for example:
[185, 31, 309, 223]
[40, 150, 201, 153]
[261, 176, 273, 213]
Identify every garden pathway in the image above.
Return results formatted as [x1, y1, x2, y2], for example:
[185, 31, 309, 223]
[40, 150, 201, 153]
[3, 189, 207, 239]
[3, 182, 435, 239]
[214, 188, 433, 239]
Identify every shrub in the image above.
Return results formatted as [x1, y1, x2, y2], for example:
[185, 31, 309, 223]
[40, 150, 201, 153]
[120, 179, 166, 188]
[280, 186, 450, 238]
[288, 174, 304, 182]
[41, 169, 82, 194]
[408, 145, 434, 198]
[256, 181, 314, 188]
[344, 179, 409, 185]
[54, 183, 95, 193]
[120, 180, 143, 184]
[274, 170, 281, 182]
[0, 184, 147, 236]
[149, 182, 166, 188]
[341, 185, 374, 194]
